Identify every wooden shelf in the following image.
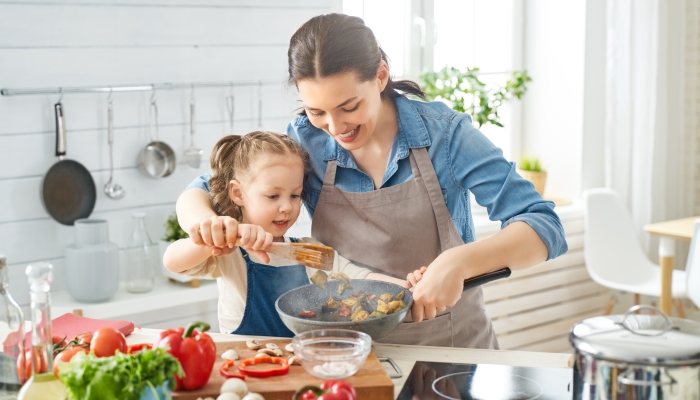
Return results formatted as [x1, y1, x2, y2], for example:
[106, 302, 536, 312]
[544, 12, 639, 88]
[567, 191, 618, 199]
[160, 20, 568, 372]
[52, 277, 218, 320]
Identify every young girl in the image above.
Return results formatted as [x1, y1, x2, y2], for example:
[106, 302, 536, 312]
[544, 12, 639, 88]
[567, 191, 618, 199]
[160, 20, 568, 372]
[163, 131, 406, 336]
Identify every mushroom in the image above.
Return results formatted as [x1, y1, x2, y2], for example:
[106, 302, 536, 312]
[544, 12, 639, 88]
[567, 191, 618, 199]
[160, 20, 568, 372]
[285, 343, 294, 353]
[288, 355, 301, 365]
[221, 377, 247, 398]
[242, 394, 265, 400]
[256, 348, 277, 356]
[246, 339, 262, 350]
[254, 353, 269, 358]
[216, 394, 240, 400]
[221, 349, 239, 360]
[265, 343, 279, 350]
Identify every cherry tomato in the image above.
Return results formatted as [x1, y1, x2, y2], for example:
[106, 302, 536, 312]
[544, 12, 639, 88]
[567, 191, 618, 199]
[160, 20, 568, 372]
[15, 349, 48, 384]
[52, 335, 67, 349]
[75, 332, 93, 346]
[90, 327, 126, 357]
[53, 347, 86, 378]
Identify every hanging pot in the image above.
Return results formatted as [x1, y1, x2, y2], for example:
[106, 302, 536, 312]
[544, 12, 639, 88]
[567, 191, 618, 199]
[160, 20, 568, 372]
[570, 305, 700, 399]
[137, 99, 176, 178]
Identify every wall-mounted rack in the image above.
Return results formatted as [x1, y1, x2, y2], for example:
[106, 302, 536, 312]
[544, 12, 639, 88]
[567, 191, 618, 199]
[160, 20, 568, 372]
[0, 79, 283, 96]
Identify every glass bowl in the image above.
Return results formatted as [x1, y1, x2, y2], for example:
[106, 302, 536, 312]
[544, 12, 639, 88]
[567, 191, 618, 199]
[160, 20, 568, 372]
[292, 329, 372, 379]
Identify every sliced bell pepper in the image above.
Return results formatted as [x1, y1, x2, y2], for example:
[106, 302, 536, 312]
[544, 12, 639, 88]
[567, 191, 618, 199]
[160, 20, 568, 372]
[238, 355, 289, 378]
[154, 321, 216, 390]
[126, 343, 153, 353]
[293, 380, 356, 400]
[219, 359, 246, 380]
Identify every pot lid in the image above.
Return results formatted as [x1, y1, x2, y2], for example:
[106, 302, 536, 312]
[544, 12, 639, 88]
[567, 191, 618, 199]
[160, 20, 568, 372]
[570, 305, 700, 365]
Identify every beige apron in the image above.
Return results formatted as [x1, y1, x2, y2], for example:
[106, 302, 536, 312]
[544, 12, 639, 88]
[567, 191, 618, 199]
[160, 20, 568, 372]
[312, 147, 498, 349]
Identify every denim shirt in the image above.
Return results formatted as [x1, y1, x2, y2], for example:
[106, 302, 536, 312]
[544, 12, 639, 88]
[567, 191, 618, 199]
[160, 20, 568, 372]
[187, 96, 568, 260]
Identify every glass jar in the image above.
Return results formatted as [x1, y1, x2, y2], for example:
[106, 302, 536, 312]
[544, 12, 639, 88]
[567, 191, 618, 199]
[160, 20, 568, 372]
[0, 255, 25, 399]
[123, 212, 156, 293]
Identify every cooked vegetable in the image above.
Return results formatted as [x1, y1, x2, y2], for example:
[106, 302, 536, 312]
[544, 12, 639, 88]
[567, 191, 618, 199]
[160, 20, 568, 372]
[310, 270, 328, 289]
[309, 289, 407, 322]
[57, 348, 183, 400]
[299, 310, 316, 318]
[154, 321, 216, 390]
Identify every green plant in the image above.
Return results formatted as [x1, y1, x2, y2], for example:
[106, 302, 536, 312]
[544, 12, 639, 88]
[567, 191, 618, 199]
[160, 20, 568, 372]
[162, 212, 188, 242]
[519, 156, 544, 172]
[418, 67, 531, 128]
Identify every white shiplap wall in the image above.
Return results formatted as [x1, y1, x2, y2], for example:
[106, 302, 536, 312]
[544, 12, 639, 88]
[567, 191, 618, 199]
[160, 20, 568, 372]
[692, 0, 700, 215]
[0, 0, 338, 325]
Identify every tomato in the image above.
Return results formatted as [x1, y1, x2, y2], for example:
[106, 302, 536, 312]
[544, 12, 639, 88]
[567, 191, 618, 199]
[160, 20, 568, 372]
[53, 347, 87, 378]
[15, 349, 48, 384]
[90, 327, 126, 357]
[75, 332, 93, 346]
[52, 335, 67, 349]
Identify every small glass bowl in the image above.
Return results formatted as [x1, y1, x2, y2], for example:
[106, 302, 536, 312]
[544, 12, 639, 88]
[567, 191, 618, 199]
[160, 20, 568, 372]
[292, 329, 372, 379]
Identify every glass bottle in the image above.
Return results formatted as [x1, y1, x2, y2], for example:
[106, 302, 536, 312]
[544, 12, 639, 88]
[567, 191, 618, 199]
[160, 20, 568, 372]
[17, 262, 66, 399]
[0, 255, 25, 400]
[124, 212, 156, 293]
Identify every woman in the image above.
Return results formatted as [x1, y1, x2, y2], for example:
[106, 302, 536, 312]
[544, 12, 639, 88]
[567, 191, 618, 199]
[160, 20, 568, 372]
[177, 13, 567, 349]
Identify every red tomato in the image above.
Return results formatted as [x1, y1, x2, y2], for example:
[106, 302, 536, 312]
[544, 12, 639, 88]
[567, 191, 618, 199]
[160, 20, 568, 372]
[15, 349, 48, 384]
[52, 335, 67, 349]
[90, 327, 126, 357]
[53, 347, 87, 378]
[75, 332, 93, 346]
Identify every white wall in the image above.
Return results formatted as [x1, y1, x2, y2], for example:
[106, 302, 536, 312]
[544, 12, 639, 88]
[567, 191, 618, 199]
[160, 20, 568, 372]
[0, 1, 338, 314]
[521, 0, 586, 200]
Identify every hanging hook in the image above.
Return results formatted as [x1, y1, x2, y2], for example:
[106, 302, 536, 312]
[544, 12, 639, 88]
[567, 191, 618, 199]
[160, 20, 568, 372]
[150, 84, 156, 103]
[258, 80, 263, 128]
[107, 86, 113, 104]
[190, 83, 195, 104]
[229, 82, 234, 97]
[57, 87, 63, 103]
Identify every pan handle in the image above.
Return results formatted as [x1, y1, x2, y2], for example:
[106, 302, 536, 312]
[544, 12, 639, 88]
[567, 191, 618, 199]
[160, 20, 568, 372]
[463, 267, 511, 291]
[55, 103, 66, 158]
[378, 357, 403, 379]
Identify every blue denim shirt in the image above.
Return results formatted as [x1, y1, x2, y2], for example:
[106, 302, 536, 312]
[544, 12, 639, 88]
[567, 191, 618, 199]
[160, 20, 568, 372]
[187, 96, 568, 260]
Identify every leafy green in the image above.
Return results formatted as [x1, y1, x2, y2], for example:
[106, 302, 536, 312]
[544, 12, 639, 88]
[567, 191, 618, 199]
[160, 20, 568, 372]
[162, 211, 189, 243]
[418, 67, 531, 128]
[58, 348, 184, 400]
[519, 156, 544, 172]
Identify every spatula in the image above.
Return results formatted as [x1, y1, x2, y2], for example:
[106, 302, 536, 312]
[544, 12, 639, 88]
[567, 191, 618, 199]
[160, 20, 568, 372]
[235, 239, 334, 271]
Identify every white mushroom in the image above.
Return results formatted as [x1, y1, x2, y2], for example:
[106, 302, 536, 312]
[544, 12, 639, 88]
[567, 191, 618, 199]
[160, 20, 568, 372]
[257, 348, 277, 356]
[254, 353, 269, 358]
[288, 355, 301, 365]
[265, 343, 279, 350]
[285, 343, 294, 353]
[246, 339, 262, 350]
[216, 394, 240, 400]
[221, 349, 239, 360]
[220, 378, 248, 398]
[242, 393, 265, 400]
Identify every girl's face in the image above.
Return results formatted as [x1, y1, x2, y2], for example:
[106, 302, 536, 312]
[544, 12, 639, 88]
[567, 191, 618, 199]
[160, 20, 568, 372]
[296, 63, 390, 152]
[229, 154, 304, 238]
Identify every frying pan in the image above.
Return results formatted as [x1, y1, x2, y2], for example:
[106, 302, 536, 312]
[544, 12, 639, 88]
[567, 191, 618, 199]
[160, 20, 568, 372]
[275, 267, 511, 340]
[137, 99, 176, 178]
[41, 103, 97, 226]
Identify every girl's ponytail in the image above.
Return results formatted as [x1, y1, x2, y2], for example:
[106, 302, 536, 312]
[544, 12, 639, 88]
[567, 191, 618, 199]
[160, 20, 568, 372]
[209, 135, 244, 220]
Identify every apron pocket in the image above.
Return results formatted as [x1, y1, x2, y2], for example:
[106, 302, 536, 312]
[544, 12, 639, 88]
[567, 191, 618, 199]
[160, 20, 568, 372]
[376, 312, 454, 347]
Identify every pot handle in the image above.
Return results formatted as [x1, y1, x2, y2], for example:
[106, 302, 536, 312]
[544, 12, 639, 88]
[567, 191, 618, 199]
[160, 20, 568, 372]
[378, 357, 403, 379]
[618, 367, 677, 388]
[617, 305, 674, 336]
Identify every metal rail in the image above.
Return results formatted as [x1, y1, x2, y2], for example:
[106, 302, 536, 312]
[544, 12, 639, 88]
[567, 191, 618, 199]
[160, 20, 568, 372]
[0, 79, 283, 97]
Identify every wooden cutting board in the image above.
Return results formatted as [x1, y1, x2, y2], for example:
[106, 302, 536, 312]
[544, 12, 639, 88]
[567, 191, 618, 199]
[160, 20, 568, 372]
[172, 338, 394, 400]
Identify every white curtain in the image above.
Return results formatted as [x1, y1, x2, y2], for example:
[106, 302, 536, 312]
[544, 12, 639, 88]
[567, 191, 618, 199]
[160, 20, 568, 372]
[604, 0, 696, 256]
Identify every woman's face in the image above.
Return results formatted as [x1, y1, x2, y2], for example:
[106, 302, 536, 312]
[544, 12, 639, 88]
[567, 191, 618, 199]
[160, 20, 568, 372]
[297, 64, 389, 152]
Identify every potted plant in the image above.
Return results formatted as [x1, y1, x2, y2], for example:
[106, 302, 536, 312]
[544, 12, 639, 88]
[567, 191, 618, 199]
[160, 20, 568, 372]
[517, 156, 547, 196]
[160, 212, 199, 287]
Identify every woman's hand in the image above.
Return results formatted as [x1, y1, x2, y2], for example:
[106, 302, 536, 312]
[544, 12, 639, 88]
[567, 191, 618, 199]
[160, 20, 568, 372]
[410, 248, 465, 322]
[236, 224, 274, 263]
[406, 266, 428, 291]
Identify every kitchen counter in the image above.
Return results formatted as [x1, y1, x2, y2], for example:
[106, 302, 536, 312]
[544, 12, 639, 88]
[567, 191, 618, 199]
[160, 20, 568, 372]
[126, 328, 573, 399]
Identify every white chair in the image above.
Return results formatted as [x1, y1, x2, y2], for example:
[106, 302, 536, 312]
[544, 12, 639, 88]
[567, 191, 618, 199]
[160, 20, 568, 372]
[686, 219, 700, 308]
[582, 188, 687, 315]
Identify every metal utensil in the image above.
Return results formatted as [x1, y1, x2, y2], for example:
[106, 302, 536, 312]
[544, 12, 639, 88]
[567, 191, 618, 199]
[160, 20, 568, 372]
[104, 92, 125, 199]
[226, 90, 234, 133]
[137, 94, 176, 178]
[42, 100, 97, 225]
[183, 88, 203, 169]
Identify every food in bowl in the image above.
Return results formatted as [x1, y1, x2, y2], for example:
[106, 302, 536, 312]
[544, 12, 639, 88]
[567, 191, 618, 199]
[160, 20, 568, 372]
[292, 329, 371, 379]
[316, 290, 408, 322]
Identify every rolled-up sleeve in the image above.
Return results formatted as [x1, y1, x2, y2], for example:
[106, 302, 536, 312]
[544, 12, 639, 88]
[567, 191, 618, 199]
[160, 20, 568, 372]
[447, 114, 568, 260]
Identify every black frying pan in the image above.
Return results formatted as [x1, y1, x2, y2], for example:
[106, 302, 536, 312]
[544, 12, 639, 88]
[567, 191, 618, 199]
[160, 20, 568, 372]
[41, 103, 96, 225]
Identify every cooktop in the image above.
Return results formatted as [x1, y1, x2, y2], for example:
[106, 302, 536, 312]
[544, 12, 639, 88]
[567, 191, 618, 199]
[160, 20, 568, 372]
[396, 361, 573, 400]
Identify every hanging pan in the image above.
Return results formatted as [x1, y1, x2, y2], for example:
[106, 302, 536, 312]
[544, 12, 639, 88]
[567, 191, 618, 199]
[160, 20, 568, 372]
[137, 97, 176, 178]
[41, 102, 97, 225]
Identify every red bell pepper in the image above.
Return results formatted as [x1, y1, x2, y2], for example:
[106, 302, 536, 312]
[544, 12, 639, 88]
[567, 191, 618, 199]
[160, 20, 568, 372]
[126, 343, 153, 353]
[154, 321, 216, 390]
[293, 380, 356, 400]
[219, 360, 246, 380]
[238, 355, 289, 378]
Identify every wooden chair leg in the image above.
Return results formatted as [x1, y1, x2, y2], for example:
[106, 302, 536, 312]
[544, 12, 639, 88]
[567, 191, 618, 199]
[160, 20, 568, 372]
[634, 294, 641, 314]
[603, 295, 617, 316]
[674, 299, 686, 319]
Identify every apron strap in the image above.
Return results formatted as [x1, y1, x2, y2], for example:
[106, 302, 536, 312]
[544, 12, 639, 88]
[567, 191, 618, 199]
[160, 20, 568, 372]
[411, 147, 454, 253]
[322, 159, 338, 187]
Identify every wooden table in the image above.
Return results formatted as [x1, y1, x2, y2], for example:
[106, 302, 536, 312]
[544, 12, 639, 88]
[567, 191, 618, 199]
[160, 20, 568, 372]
[126, 328, 572, 399]
[644, 216, 698, 315]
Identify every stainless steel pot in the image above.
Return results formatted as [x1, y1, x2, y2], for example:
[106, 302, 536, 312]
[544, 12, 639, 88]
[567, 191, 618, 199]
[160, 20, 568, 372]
[570, 305, 700, 400]
[138, 99, 176, 178]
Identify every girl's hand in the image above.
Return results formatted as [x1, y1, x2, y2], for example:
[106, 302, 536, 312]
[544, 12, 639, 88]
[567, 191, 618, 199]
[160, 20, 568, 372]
[406, 266, 428, 292]
[187, 216, 239, 256]
[237, 224, 274, 263]
[411, 248, 465, 322]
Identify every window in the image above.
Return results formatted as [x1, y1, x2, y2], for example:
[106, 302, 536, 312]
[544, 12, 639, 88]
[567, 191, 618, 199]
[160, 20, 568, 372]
[343, 0, 520, 160]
